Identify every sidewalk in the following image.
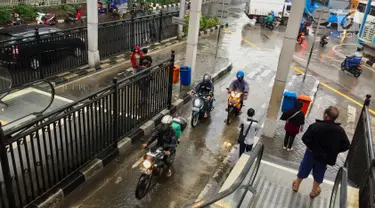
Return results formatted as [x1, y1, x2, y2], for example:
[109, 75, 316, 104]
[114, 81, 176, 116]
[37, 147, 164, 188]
[257, 75, 350, 179]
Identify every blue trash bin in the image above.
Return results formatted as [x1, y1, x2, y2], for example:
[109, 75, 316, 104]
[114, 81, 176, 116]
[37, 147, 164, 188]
[180, 66, 192, 86]
[281, 91, 297, 112]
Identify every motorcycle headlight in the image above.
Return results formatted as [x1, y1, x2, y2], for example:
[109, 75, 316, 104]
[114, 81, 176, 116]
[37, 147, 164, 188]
[193, 98, 202, 107]
[143, 160, 152, 169]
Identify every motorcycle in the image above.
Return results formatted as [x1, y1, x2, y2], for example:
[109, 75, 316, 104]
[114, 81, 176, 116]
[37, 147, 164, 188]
[320, 35, 329, 47]
[65, 10, 86, 24]
[135, 146, 176, 200]
[8, 13, 23, 25]
[226, 89, 243, 125]
[297, 32, 305, 44]
[341, 56, 362, 77]
[191, 92, 214, 127]
[260, 20, 278, 30]
[36, 12, 57, 25]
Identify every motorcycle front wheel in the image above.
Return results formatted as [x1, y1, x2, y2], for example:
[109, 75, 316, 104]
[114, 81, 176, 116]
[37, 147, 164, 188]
[135, 173, 152, 200]
[191, 114, 199, 127]
[226, 108, 234, 125]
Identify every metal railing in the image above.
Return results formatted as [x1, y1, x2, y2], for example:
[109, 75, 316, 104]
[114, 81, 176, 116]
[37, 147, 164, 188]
[0, 11, 178, 88]
[329, 167, 348, 208]
[345, 94, 375, 208]
[0, 51, 175, 208]
[185, 144, 264, 208]
[99, 11, 178, 59]
[0, 0, 86, 7]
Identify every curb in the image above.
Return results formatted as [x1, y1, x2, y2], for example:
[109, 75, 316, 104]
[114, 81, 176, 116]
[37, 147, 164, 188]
[47, 24, 229, 88]
[151, 0, 214, 10]
[362, 57, 375, 69]
[199, 24, 228, 37]
[32, 56, 233, 208]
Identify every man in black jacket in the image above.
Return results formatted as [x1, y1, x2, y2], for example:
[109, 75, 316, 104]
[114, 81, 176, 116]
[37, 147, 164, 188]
[292, 106, 350, 198]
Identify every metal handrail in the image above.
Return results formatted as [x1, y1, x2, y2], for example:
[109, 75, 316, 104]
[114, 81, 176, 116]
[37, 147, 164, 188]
[185, 144, 264, 208]
[0, 80, 55, 127]
[329, 167, 348, 208]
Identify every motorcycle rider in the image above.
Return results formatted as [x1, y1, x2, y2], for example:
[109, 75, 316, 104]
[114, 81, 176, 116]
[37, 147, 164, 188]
[345, 46, 363, 69]
[297, 21, 307, 41]
[264, 10, 274, 25]
[227, 71, 249, 111]
[142, 115, 177, 177]
[194, 74, 214, 118]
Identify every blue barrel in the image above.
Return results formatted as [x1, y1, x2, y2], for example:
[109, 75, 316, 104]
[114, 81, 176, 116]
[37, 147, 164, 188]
[281, 91, 297, 112]
[180, 66, 192, 86]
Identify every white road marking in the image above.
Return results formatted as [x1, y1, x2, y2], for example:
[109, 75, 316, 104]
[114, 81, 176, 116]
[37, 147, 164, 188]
[347, 105, 357, 134]
[247, 66, 262, 78]
[310, 79, 320, 98]
[256, 69, 271, 82]
[261, 103, 266, 109]
[268, 75, 275, 87]
[286, 75, 297, 87]
[132, 157, 144, 169]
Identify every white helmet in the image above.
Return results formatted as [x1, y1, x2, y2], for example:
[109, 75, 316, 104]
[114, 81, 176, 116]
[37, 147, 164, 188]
[161, 115, 173, 130]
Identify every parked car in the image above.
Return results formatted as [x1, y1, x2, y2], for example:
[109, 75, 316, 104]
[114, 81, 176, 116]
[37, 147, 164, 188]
[0, 25, 86, 70]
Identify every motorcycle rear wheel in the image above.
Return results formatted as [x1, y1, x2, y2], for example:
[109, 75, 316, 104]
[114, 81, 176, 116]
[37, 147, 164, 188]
[340, 62, 345, 70]
[135, 174, 152, 200]
[354, 71, 361, 78]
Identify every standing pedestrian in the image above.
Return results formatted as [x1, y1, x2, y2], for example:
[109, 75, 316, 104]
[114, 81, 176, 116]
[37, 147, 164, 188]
[140, 48, 153, 68]
[292, 106, 350, 198]
[131, 46, 143, 73]
[238, 108, 259, 157]
[280, 101, 305, 151]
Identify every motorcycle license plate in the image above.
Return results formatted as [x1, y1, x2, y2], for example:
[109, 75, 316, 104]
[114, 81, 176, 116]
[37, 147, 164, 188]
[229, 99, 238, 104]
[192, 107, 200, 112]
[142, 168, 152, 175]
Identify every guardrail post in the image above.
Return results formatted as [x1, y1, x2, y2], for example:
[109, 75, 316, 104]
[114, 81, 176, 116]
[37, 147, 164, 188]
[113, 77, 119, 144]
[159, 10, 163, 43]
[168, 50, 175, 109]
[35, 28, 43, 79]
[0, 123, 16, 208]
[131, 8, 136, 48]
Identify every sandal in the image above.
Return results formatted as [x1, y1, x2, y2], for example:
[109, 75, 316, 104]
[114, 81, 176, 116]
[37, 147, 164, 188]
[292, 180, 299, 192]
[309, 187, 321, 199]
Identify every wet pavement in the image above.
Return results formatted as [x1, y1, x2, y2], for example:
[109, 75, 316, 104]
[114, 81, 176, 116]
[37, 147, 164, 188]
[27, 3, 375, 207]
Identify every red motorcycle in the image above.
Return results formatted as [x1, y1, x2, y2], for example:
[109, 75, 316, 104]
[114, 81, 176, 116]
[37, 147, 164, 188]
[65, 7, 86, 24]
[297, 32, 305, 45]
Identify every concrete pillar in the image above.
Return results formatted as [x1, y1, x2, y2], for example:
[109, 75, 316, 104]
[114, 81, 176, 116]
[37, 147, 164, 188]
[87, 0, 100, 69]
[184, 0, 202, 84]
[178, 0, 186, 40]
[263, 0, 305, 138]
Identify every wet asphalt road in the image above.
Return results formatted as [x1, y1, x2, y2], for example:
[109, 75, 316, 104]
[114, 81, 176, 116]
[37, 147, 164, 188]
[58, 5, 375, 208]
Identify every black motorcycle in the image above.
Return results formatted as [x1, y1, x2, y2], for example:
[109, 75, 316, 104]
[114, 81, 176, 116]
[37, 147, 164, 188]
[135, 146, 176, 200]
[191, 92, 214, 127]
[320, 35, 329, 47]
[260, 20, 277, 30]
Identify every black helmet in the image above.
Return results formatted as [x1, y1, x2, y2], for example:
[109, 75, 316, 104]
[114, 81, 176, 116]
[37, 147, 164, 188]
[247, 108, 255, 117]
[203, 74, 212, 83]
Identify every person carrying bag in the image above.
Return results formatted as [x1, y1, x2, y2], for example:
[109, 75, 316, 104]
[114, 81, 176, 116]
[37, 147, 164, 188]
[238, 108, 259, 157]
[280, 101, 305, 151]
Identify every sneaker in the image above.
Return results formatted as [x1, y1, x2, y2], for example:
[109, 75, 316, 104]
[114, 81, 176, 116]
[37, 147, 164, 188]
[283, 146, 287, 150]
[287, 148, 293, 152]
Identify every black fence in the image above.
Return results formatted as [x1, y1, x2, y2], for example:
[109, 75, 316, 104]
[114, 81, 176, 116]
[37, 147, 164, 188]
[0, 52, 175, 208]
[99, 11, 178, 59]
[0, 11, 178, 88]
[345, 95, 375, 207]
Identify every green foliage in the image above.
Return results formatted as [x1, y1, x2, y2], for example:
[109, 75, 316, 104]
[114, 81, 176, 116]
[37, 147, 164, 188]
[60, 4, 75, 13]
[184, 14, 221, 35]
[0, 7, 11, 25]
[144, 0, 179, 4]
[14, 4, 37, 20]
